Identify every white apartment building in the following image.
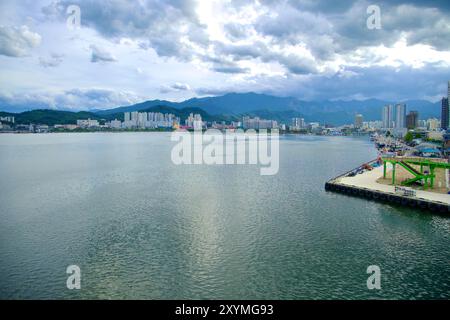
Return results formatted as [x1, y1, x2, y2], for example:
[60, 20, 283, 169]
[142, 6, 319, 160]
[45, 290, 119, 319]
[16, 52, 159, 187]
[243, 116, 277, 130]
[292, 117, 305, 129]
[427, 118, 441, 131]
[123, 112, 178, 128]
[77, 119, 99, 128]
[394, 103, 406, 129]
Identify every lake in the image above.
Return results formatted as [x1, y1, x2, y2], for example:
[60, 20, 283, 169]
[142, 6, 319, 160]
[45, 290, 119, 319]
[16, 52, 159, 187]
[0, 132, 449, 299]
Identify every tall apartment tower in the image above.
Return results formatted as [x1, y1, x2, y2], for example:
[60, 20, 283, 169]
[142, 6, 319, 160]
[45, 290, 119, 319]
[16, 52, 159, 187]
[394, 103, 406, 129]
[354, 114, 363, 128]
[406, 111, 419, 129]
[442, 97, 449, 130]
[448, 81, 450, 128]
[382, 104, 394, 129]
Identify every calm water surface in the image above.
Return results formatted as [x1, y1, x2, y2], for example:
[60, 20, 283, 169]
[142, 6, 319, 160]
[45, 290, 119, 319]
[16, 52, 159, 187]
[0, 133, 449, 299]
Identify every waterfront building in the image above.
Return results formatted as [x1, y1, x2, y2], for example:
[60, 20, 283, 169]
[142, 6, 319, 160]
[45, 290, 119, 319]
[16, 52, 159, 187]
[382, 104, 394, 129]
[418, 119, 427, 130]
[34, 125, 49, 133]
[406, 111, 419, 129]
[362, 121, 382, 130]
[231, 121, 242, 128]
[123, 112, 178, 129]
[354, 114, 363, 129]
[193, 115, 203, 131]
[427, 118, 441, 131]
[137, 112, 147, 128]
[54, 124, 78, 130]
[442, 97, 449, 130]
[308, 122, 320, 130]
[109, 119, 122, 129]
[292, 118, 305, 130]
[185, 113, 203, 130]
[394, 103, 406, 129]
[77, 119, 99, 128]
[243, 116, 277, 130]
[131, 111, 138, 123]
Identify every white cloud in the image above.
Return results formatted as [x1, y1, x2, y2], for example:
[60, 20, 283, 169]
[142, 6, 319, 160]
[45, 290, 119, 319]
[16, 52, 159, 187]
[0, 25, 41, 57]
[0, 0, 449, 108]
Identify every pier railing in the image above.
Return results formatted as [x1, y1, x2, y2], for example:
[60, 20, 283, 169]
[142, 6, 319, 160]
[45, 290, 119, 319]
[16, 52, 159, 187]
[327, 158, 379, 184]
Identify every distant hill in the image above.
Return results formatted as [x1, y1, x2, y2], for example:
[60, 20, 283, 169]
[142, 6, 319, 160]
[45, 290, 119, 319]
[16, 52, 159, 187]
[2, 92, 442, 126]
[0, 106, 231, 126]
[97, 92, 300, 116]
[1, 110, 108, 126]
[96, 93, 441, 125]
[96, 100, 181, 115]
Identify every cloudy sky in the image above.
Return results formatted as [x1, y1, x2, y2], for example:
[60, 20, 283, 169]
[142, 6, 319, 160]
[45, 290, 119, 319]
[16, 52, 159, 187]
[0, 0, 449, 111]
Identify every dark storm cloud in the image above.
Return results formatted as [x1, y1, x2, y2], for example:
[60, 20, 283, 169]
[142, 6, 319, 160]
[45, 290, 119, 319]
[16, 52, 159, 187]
[255, 0, 450, 56]
[196, 62, 450, 101]
[14, 0, 447, 104]
[212, 65, 250, 74]
[294, 64, 450, 101]
[41, 0, 450, 70]
[42, 0, 208, 60]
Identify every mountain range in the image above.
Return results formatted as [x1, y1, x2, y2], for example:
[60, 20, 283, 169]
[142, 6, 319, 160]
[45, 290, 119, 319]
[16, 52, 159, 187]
[1, 92, 442, 126]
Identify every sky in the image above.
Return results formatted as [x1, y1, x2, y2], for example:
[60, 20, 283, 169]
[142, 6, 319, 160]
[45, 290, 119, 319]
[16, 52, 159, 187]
[0, 0, 449, 111]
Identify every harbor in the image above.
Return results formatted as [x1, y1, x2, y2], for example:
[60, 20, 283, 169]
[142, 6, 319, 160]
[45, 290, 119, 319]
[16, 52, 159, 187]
[325, 156, 450, 214]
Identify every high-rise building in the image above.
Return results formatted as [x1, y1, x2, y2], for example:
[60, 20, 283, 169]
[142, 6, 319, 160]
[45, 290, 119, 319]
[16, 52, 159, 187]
[110, 119, 122, 129]
[382, 104, 394, 129]
[243, 116, 277, 130]
[394, 103, 406, 129]
[406, 111, 419, 130]
[123, 111, 177, 129]
[447, 80, 450, 127]
[427, 118, 441, 131]
[442, 97, 449, 130]
[193, 114, 203, 131]
[292, 118, 305, 129]
[354, 114, 363, 128]
[77, 119, 99, 128]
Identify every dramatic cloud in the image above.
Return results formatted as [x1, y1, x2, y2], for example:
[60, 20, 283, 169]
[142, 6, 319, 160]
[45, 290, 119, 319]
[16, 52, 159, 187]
[0, 25, 41, 57]
[0, 0, 449, 111]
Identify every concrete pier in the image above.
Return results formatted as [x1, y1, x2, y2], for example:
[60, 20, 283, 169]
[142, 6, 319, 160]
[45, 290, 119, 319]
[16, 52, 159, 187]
[325, 162, 450, 214]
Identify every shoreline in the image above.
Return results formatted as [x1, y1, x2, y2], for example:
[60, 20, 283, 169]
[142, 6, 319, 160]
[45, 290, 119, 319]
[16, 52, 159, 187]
[325, 159, 450, 214]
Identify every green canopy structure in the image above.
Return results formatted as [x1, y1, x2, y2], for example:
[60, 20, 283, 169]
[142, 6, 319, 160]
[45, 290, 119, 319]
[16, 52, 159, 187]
[382, 158, 450, 189]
